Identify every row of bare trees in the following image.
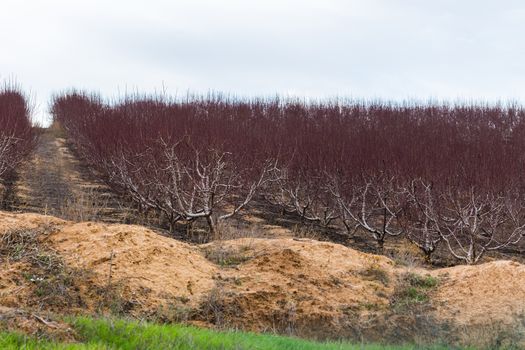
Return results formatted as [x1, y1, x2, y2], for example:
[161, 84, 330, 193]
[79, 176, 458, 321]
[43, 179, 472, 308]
[52, 93, 525, 264]
[52, 94, 280, 237]
[0, 87, 35, 187]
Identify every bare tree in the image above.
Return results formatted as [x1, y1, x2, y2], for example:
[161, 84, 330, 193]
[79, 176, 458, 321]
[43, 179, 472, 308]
[156, 142, 279, 237]
[267, 169, 339, 227]
[0, 134, 15, 179]
[331, 174, 405, 251]
[51, 92, 525, 260]
[439, 190, 525, 264]
[408, 182, 525, 264]
[404, 179, 442, 262]
[0, 88, 35, 185]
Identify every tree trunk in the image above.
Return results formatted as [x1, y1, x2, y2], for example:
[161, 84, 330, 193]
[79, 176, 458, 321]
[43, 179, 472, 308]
[424, 250, 433, 265]
[343, 220, 354, 236]
[169, 213, 175, 233]
[185, 220, 194, 239]
[377, 236, 385, 252]
[206, 215, 217, 241]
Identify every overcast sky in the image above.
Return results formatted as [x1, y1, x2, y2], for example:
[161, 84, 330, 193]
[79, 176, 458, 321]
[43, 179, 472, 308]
[2, 0, 525, 125]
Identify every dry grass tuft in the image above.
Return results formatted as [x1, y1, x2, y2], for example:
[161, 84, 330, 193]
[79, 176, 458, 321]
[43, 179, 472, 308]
[203, 243, 252, 267]
[0, 225, 90, 312]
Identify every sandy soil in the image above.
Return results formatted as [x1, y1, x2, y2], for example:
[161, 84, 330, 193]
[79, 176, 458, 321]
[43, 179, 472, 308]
[431, 260, 525, 325]
[1, 211, 524, 344]
[52, 221, 217, 310]
[202, 238, 396, 336]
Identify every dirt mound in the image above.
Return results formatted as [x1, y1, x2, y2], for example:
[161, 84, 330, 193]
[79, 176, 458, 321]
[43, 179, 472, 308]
[432, 260, 525, 325]
[1, 211, 524, 344]
[0, 262, 33, 308]
[202, 238, 396, 337]
[0, 212, 217, 319]
[51, 222, 217, 311]
[0, 211, 65, 230]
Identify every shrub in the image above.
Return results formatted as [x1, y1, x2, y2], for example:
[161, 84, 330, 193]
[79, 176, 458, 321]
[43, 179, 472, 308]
[0, 85, 36, 186]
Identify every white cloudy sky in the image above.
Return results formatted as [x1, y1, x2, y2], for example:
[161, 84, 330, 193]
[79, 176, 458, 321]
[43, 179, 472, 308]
[1, 0, 525, 125]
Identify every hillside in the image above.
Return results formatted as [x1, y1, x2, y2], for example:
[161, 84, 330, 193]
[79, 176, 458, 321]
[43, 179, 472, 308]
[1, 211, 523, 348]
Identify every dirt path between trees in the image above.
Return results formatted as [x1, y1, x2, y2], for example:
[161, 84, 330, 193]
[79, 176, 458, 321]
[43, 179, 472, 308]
[9, 128, 132, 223]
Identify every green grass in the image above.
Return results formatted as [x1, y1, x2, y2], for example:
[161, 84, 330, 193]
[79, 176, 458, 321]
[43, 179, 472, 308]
[393, 273, 440, 308]
[406, 274, 438, 289]
[0, 317, 457, 350]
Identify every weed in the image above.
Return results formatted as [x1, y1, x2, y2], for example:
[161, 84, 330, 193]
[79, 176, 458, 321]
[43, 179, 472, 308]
[92, 280, 136, 317]
[0, 226, 94, 311]
[391, 273, 439, 310]
[0, 227, 41, 261]
[390, 273, 440, 306]
[292, 224, 321, 240]
[151, 302, 196, 323]
[457, 313, 525, 349]
[360, 257, 390, 286]
[203, 244, 251, 267]
[407, 273, 438, 289]
[387, 244, 422, 268]
[359, 302, 383, 311]
[199, 285, 227, 328]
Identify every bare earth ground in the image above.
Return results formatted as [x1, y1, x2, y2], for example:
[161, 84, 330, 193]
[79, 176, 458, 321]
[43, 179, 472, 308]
[0, 212, 523, 347]
[9, 128, 132, 223]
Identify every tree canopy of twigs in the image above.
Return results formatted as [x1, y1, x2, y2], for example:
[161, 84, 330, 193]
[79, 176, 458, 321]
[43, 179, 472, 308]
[52, 94, 525, 262]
